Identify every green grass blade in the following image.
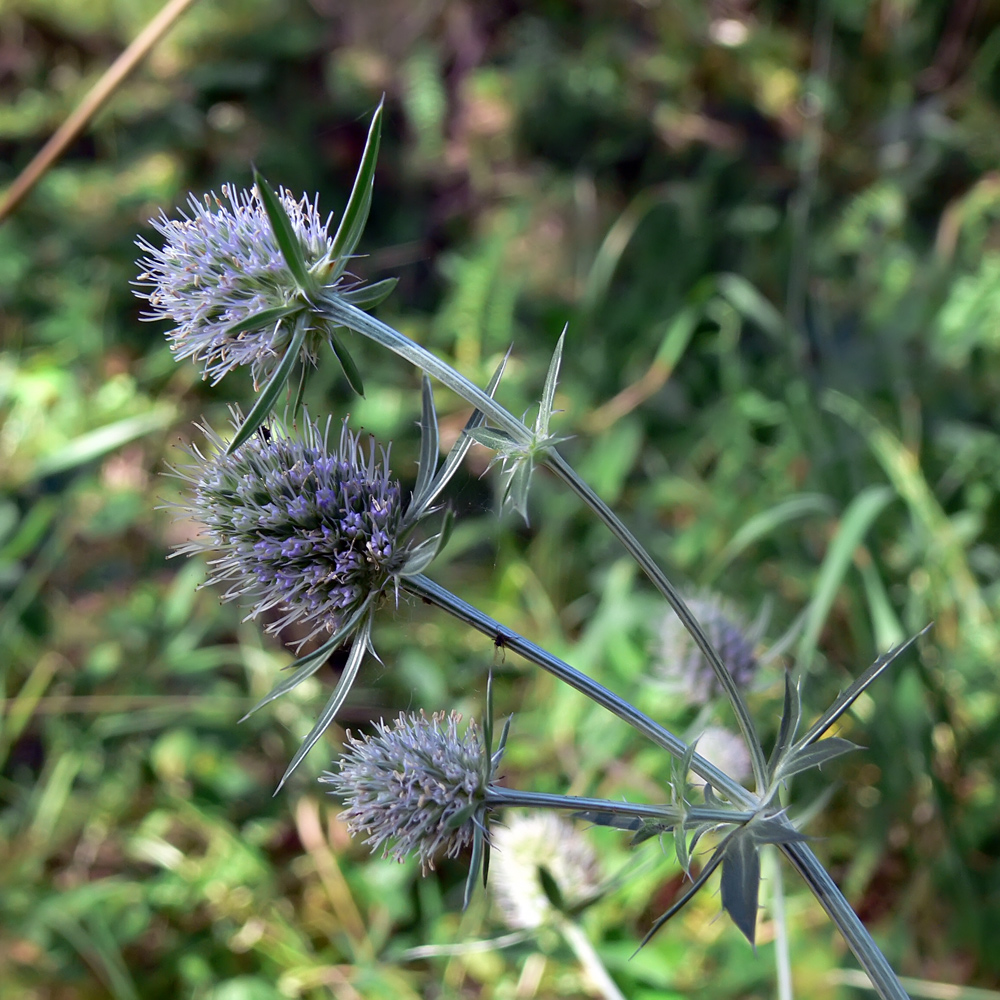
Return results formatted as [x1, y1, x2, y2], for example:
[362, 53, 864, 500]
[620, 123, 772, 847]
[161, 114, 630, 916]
[226, 315, 309, 454]
[51, 914, 139, 1000]
[795, 485, 895, 671]
[857, 550, 906, 650]
[707, 493, 835, 579]
[30, 405, 176, 483]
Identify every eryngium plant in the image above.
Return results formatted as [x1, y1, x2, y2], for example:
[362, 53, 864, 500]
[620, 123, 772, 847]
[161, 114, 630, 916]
[173, 411, 407, 646]
[140, 101, 929, 1000]
[320, 711, 497, 873]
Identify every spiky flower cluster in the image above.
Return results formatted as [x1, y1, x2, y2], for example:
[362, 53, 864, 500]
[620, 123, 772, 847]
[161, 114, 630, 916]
[321, 712, 493, 873]
[174, 411, 406, 644]
[489, 812, 601, 929]
[654, 591, 759, 705]
[136, 184, 336, 385]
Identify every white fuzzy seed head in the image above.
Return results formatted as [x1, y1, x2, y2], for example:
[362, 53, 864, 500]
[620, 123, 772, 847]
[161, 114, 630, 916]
[489, 812, 601, 929]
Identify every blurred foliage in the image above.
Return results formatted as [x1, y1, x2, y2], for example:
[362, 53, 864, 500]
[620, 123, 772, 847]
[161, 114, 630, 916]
[4, 0, 1000, 996]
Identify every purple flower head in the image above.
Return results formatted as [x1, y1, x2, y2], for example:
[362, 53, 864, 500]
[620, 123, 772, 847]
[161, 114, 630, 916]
[653, 591, 760, 705]
[135, 185, 337, 386]
[173, 411, 407, 645]
[320, 711, 494, 873]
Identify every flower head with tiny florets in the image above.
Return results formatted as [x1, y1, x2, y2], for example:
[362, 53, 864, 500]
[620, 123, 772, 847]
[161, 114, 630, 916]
[173, 410, 409, 646]
[490, 812, 602, 929]
[136, 184, 339, 386]
[321, 711, 495, 873]
[654, 591, 760, 705]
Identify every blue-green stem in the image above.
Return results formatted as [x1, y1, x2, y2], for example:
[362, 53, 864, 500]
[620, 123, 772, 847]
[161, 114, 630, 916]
[486, 786, 752, 827]
[322, 293, 766, 789]
[544, 450, 768, 791]
[404, 574, 753, 805]
[782, 840, 908, 1000]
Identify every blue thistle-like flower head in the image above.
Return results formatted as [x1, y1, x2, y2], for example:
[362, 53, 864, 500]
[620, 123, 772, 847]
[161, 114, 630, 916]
[654, 592, 760, 705]
[136, 185, 338, 386]
[321, 711, 494, 873]
[173, 410, 409, 645]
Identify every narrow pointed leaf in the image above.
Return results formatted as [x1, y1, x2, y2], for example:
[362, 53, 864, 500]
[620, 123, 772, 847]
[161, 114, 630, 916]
[687, 822, 716, 859]
[573, 810, 644, 832]
[326, 325, 365, 396]
[464, 823, 485, 910]
[290, 356, 308, 421]
[274, 615, 372, 792]
[635, 847, 726, 952]
[444, 802, 478, 830]
[720, 831, 761, 947]
[777, 738, 861, 781]
[227, 316, 309, 454]
[492, 715, 512, 767]
[415, 351, 510, 517]
[340, 277, 397, 310]
[538, 866, 566, 913]
[481, 838, 491, 890]
[507, 459, 534, 524]
[253, 168, 315, 294]
[240, 597, 374, 721]
[795, 625, 931, 749]
[674, 821, 691, 876]
[399, 510, 454, 577]
[329, 99, 384, 276]
[747, 817, 810, 845]
[467, 426, 517, 453]
[631, 823, 670, 847]
[483, 667, 495, 764]
[537, 326, 566, 437]
[220, 303, 300, 341]
[768, 671, 802, 776]
[414, 375, 439, 507]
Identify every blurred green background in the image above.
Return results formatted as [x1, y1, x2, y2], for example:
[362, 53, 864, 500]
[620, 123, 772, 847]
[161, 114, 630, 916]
[3, 0, 1000, 997]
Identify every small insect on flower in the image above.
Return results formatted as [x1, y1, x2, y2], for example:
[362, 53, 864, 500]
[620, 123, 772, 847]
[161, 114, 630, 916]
[170, 408, 412, 647]
[321, 711, 497, 873]
[493, 631, 509, 664]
